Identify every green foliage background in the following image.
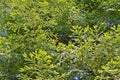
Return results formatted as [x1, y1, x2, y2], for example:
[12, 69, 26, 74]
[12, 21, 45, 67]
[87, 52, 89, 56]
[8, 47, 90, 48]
[0, 0, 120, 80]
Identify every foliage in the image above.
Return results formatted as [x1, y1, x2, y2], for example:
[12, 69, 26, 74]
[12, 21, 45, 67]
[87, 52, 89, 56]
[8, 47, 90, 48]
[96, 56, 120, 80]
[0, 0, 120, 80]
[18, 50, 67, 80]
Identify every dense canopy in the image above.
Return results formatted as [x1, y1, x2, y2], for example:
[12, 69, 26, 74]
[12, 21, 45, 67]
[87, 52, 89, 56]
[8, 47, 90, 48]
[0, 0, 120, 80]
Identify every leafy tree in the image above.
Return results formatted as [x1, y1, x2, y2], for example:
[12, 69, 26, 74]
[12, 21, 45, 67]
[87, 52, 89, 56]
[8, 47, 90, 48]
[0, 0, 120, 80]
